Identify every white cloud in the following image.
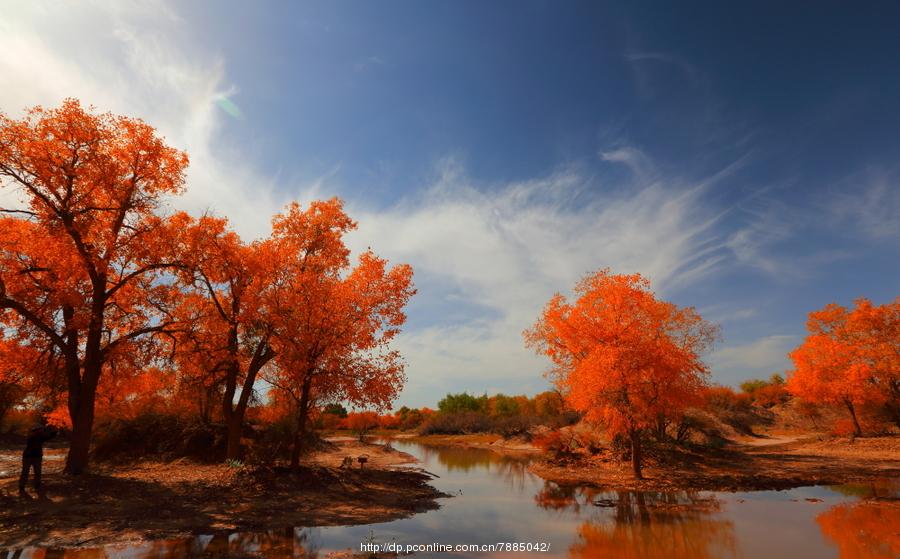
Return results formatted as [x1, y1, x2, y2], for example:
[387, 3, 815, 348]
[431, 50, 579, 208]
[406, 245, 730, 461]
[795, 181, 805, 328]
[599, 146, 656, 183]
[0, 0, 288, 239]
[0, 1, 784, 407]
[708, 335, 797, 386]
[346, 160, 740, 405]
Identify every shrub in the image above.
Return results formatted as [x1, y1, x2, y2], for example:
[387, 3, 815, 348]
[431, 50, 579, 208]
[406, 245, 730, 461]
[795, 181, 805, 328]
[0, 407, 37, 436]
[703, 386, 767, 435]
[753, 383, 790, 408]
[252, 412, 297, 463]
[532, 429, 581, 459]
[91, 412, 224, 461]
[493, 415, 539, 439]
[418, 411, 493, 435]
[399, 409, 427, 430]
[347, 411, 380, 439]
[548, 410, 582, 429]
[378, 414, 402, 429]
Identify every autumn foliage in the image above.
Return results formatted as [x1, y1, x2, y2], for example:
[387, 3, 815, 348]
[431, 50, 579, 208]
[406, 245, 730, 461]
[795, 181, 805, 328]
[0, 100, 413, 472]
[0, 100, 190, 473]
[525, 269, 719, 478]
[788, 298, 900, 436]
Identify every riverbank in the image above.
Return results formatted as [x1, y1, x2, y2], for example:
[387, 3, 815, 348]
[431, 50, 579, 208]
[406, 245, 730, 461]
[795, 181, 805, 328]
[391, 432, 540, 452]
[528, 435, 900, 492]
[0, 439, 446, 549]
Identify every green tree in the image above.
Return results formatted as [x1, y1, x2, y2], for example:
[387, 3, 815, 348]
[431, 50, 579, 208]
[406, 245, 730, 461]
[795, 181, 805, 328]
[437, 392, 488, 414]
[323, 403, 348, 418]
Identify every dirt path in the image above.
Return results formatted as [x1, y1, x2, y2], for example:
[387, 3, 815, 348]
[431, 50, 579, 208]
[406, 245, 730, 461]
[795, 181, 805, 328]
[0, 439, 446, 549]
[736, 434, 801, 447]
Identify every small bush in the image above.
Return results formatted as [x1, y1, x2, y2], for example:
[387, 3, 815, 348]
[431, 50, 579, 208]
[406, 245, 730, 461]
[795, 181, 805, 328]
[418, 411, 493, 435]
[533, 430, 578, 459]
[494, 415, 539, 439]
[251, 413, 296, 462]
[703, 386, 769, 435]
[546, 410, 582, 429]
[0, 408, 37, 436]
[91, 412, 224, 462]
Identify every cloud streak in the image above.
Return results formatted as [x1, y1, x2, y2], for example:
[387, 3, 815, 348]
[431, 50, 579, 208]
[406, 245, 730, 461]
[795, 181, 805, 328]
[0, 1, 288, 240]
[708, 335, 797, 384]
[346, 159, 742, 405]
[0, 1, 826, 407]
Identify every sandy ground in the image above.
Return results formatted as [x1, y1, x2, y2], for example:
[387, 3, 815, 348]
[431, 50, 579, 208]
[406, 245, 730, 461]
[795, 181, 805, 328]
[528, 435, 900, 492]
[0, 439, 447, 549]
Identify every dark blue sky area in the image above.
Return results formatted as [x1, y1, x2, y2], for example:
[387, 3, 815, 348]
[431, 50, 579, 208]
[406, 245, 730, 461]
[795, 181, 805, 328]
[165, 1, 899, 402]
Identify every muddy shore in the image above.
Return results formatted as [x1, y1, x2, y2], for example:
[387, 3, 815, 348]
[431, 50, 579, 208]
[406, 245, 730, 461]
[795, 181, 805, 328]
[0, 439, 447, 549]
[382, 431, 899, 493]
[527, 435, 900, 492]
[394, 432, 540, 453]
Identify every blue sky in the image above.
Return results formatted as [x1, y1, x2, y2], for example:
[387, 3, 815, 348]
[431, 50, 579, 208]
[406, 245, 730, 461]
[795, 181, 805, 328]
[1, 1, 898, 408]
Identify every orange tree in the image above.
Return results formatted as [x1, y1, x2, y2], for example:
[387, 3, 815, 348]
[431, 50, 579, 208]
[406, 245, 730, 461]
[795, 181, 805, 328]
[788, 297, 899, 435]
[0, 100, 189, 473]
[525, 269, 718, 478]
[172, 215, 277, 459]
[261, 199, 414, 468]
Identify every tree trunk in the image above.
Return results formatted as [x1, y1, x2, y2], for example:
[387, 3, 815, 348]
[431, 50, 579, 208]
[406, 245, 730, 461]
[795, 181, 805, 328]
[889, 404, 900, 430]
[845, 399, 862, 437]
[225, 415, 243, 461]
[223, 337, 273, 461]
[630, 429, 643, 479]
[655, 417, 668, 441]
[65, 301, 103, 475]
[221, 318, 243, 460]
[65, 402, 94, 475]
[888, 383, 900, 429]
[65, 360, 99, 475]
[290, 377, 313, 471]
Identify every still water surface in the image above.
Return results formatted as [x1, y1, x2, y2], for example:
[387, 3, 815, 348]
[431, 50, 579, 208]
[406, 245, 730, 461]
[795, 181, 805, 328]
[6, 440, 899, 558]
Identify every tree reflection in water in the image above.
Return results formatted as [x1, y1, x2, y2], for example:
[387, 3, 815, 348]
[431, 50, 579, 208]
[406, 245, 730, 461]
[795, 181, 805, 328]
[418, 445, 532, 490]
[817, 500, 900, 559]
[13, 528, 320, 559]
[534, 482, 738, 559]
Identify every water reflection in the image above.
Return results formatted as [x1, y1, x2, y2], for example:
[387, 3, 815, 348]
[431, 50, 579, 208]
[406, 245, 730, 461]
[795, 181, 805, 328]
[533, 483, 738, 559]
[570, 514, 738, 559]
[534, 482, 720, 516]
[817, 501, 900, 559]
[3, 441, 898, 559]
[416, 444, 533, 490]
[3, 529, 320, 559]
[827, 478, 900, 500]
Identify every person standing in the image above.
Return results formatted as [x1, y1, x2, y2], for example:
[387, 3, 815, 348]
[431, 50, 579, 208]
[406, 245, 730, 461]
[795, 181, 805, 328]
[19, 423, 57, 493]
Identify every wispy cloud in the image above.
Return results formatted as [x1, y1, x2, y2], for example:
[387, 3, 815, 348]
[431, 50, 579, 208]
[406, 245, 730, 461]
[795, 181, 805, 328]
[0, 1, 289, 240]
[1, 1, 834, 406]
[708, 335, 797, 385]
[345, 158, 745, 404]
[698, 304, 760, 325]
[599, 146, 656, 183]
[827, 170, 900, 240]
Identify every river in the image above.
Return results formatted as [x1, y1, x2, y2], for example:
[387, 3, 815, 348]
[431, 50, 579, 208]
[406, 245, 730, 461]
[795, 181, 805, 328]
[6, 439, 898, 558]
